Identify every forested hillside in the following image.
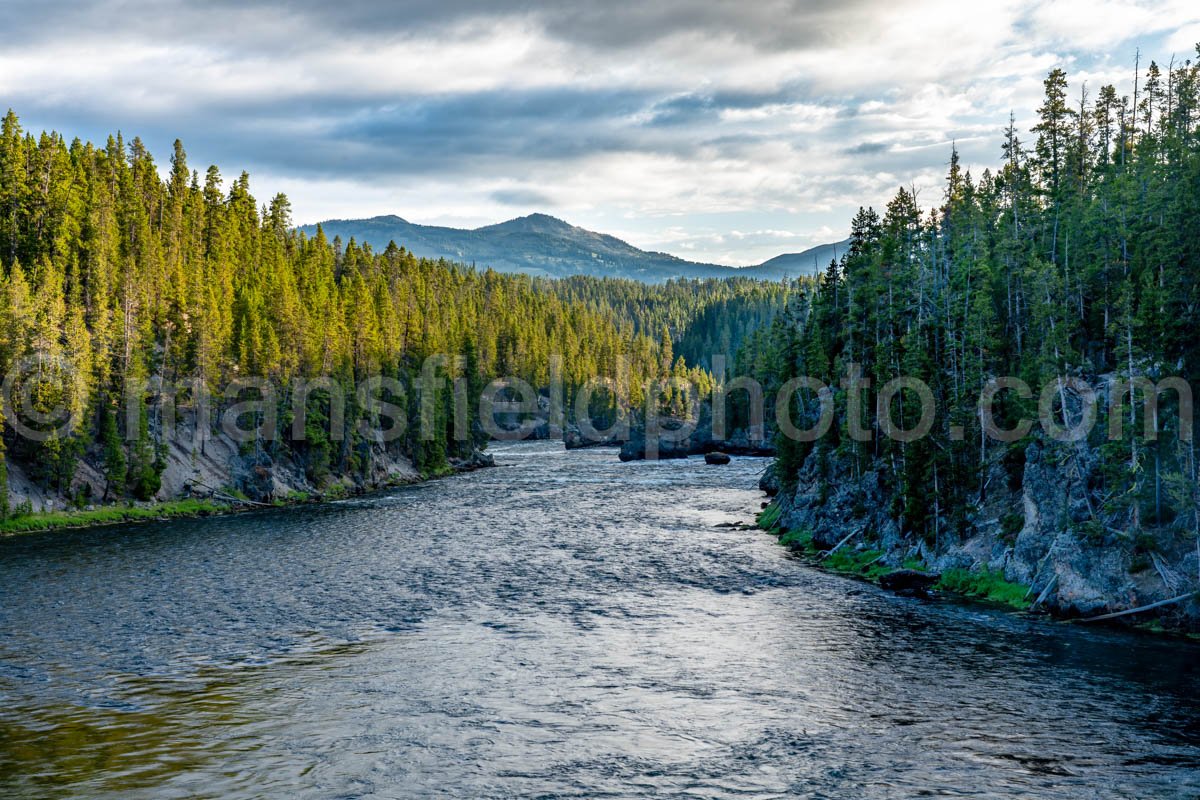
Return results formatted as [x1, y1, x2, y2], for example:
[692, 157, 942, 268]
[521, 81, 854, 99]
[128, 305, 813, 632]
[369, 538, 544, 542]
[749, 56, 1200, 620]
[0, 115, 792, 514]
[545, 276, 797, 371]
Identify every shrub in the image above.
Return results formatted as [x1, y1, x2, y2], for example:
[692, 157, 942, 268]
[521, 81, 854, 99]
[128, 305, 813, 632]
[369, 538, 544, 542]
[825, 547, 888, 580]
[778, 528, 813, 549]
[756, 503, 782, 531]
[1000, 512, 1024, 543]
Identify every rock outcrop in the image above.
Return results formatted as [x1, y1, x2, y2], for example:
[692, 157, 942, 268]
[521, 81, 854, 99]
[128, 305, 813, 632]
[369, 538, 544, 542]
[878, 569, 940, 594]
[563, 425, 625, 450]
[6, 417, 491, 514]
[617, 413, 775, 462]
[772, 438, 1200, 628]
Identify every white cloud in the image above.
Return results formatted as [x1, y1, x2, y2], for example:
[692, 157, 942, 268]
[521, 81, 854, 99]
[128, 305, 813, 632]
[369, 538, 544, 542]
[1028, 0, 1200, 49]
[3, 0, 1195, 266]
[1165, 23, 1200, 54]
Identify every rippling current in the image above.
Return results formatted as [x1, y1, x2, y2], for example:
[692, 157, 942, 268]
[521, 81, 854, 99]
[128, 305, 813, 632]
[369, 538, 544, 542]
[1, 442, 1199, 798]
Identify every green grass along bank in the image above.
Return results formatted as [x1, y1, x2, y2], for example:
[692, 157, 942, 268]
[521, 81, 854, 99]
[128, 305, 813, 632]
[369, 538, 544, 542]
[757, 501, 1034, 610]
[756, 501, 1192, 628]
[0, 499, 233, 535]
[0, 458, 492, 537]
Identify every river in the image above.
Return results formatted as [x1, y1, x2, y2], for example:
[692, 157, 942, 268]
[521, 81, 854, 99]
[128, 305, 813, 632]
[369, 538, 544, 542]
[1, 441, 1198, 798]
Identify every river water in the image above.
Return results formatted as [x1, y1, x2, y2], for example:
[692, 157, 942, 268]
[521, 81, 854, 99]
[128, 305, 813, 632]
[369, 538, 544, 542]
[1, 441, 1198, 798]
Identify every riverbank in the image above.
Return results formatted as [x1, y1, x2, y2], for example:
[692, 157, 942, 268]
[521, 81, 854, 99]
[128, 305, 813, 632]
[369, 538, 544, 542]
[756, 499, 1200, 637]
[757, 501, 1033, 609]
[0, 499, 233, 535]
[760, 434, 1200, 634]
[0, 453, 495, 537]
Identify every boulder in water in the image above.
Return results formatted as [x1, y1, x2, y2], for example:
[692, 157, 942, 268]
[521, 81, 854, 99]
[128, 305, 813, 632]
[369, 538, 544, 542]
[879, 569, 940, 594]
[619, 434, 689, 461]
[704, 451, 732, 465]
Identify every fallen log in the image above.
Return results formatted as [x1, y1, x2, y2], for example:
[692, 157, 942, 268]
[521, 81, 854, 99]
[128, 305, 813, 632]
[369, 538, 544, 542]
[1029, 574, 1059, 611]
[189, 479, 273, 508]
[1078, 592, 1196, 623]
[818, 530, 858, 560]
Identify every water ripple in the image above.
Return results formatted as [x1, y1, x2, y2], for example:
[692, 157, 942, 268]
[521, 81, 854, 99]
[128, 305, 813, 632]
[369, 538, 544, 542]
[1, 442, 1198, 798]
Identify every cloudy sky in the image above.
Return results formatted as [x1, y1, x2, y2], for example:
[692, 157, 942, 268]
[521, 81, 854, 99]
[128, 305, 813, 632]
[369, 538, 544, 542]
[2, 1, 1197, 265]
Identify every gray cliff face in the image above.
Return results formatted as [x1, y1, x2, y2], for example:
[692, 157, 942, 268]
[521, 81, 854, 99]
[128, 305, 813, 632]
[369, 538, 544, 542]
[6, 417, 493, 513]
[773, 440, 1200, 625]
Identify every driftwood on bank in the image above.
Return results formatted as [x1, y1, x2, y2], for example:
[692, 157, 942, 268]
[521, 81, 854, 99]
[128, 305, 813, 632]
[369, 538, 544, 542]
[1151, 551, 1183, 594]
[819, 530, 858, 560]
[1079, 592, 1196, 623]
[189, 479, 273, 508]
[1030, 574, 1059, 611]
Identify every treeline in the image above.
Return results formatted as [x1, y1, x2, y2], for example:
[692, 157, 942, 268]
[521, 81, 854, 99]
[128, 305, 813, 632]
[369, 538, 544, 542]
[746, 53, 1200, 544]
[546, 275, 798, 370]
[0, 114, 783, 510]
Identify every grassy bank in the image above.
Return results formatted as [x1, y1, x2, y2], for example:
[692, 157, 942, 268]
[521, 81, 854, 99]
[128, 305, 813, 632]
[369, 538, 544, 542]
[934, 567, 1031, 610]
[757, 502, 1031, 610]
[0, 499, 232, 535]
[0, 456, 491, 537]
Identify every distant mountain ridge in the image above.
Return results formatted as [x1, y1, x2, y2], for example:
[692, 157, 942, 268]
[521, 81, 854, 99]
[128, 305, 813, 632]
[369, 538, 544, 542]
[299, 213, 848, 283]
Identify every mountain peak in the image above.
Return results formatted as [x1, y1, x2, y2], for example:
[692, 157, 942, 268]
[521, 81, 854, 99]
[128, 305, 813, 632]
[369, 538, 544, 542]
[480, 213, 576, 235]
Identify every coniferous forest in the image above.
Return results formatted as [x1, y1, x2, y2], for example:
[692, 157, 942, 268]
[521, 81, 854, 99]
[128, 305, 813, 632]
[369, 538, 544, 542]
[744, 56, 1200, 570]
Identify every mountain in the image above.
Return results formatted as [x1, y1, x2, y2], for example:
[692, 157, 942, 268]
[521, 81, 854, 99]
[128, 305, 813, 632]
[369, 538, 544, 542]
[299, 213, 847, 283]
[744, 241, 850, 281]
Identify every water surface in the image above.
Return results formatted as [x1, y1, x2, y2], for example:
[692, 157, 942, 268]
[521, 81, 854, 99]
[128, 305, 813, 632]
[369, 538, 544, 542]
[1, 441, 1198, 798]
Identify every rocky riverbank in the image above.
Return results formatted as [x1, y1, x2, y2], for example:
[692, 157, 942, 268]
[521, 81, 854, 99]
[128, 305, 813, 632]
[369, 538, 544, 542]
[760, 438, 1200, 631]
[3, 422, 494, 532]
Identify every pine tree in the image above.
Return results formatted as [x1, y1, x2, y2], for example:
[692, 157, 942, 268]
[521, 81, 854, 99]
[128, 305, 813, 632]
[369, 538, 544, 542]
[99, 398, 125, 502]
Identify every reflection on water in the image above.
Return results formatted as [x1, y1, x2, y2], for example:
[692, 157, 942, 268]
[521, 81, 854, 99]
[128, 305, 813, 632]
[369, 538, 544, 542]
[1, 441, 1198, 798]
